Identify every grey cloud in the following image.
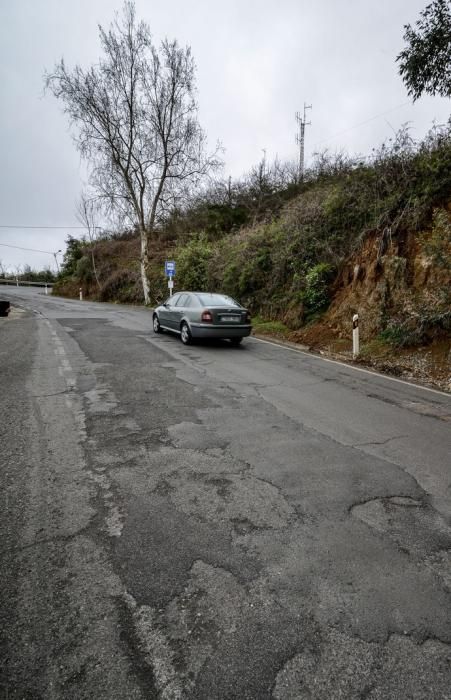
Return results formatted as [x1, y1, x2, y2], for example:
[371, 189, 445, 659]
[0, 0, 449, 269]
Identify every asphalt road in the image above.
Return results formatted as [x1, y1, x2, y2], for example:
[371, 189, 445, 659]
[1, 287, 450, 700]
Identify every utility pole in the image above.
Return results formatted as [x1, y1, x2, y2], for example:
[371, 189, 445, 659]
[295, 103, 312, 182]
[53, 250, 62, 273]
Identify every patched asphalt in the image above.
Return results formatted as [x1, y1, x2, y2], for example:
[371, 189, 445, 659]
[1, 288, 450, 699]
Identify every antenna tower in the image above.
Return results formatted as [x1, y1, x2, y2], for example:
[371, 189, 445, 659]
[295, 103, 312, 181]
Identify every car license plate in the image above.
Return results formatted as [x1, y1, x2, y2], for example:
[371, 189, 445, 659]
[220, 315, 241, 322]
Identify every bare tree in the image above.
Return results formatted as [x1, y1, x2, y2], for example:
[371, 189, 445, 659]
[76, 192, 101, 289]
[45, 1, 219, 303]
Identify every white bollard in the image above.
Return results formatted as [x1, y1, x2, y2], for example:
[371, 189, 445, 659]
[79, 288, 83, 301]
[352, 313, 359, 357]
[45, 284, 48, 295]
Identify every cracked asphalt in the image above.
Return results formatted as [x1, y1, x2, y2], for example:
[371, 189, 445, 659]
[1, 287, 450, 699]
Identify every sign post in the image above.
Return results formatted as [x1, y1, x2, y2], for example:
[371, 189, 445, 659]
[165, 261, 176, 297]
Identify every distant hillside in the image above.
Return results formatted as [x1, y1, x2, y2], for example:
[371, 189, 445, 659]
[53, 123, 451, 389]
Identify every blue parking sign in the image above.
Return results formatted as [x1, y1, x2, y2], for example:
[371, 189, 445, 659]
[165, 260, 176, 277]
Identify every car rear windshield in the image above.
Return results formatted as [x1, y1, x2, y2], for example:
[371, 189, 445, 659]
[196, 294, 240, 307]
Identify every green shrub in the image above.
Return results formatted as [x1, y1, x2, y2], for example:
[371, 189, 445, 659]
[423, 208, 451, 267]
[379, 310, 451, 348]
[303, 263, 334, 314]
[378, 324, 417, 347]
[252, 316, 290, 336]
[237, 244, 272, 297]
[176, 234, 213, 290]
[76, 255, 94, 283]
[221, 255, 243, 299]
[220, 228, 276, 304]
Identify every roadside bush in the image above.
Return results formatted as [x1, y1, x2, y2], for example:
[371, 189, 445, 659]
[218, 225, 279, 306]
[76, 255, 94, 283]
[378, 324, 418, 348]
[176, 234, 213, 290]
[423, 208, 451, 267]
[99, 269, 141, 303]
[237, 239, 273, 298]
[379, 310, 451, 347]
[221, 255, 243, 299]
[303, 263, 335, 314]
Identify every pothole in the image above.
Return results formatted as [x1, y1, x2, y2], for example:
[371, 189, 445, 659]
[351, 496, 451, 557]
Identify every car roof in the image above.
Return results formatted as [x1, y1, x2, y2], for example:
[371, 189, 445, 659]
[169, 292, 241, 305]
[192, 292, 231, 298]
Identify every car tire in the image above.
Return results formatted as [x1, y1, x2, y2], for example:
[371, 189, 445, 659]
[153, 314, 162, 333]
[180, 322, 192, 345]
[230, 337, 243, 346]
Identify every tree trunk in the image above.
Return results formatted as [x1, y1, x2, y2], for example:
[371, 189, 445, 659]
[91, 250, 101, 290]
[140, 228, 151, 304]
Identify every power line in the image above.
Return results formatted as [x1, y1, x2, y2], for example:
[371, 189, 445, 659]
[0, 225, 85, 230]
[0, 242, 56, 254]
[312, 101, 411, 150]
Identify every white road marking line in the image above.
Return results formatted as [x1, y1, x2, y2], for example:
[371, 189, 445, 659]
[252, 337, 451, 399]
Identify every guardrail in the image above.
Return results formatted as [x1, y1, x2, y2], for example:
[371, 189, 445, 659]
[0, 279, 54, 288]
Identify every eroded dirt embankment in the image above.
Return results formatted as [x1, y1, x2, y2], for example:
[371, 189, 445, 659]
[289, 218, 451, 392]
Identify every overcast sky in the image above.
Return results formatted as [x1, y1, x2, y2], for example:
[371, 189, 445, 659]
[0, 0, 449, 272]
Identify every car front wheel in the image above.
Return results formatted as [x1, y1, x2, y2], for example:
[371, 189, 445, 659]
[153, 314, 162, 333]
[180, 322, 192, 345]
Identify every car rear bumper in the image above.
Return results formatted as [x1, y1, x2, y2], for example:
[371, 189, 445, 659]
[190, 323, 252, 339]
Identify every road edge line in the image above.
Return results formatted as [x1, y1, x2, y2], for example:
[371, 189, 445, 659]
[252, 335, 451, 399]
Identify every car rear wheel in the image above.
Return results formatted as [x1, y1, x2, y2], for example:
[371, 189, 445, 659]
[153, 314, 162, 333]
[180, 322, 192, 345]
[230, 337, 243, 346]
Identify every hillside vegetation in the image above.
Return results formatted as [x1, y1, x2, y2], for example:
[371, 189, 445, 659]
[54, 123, 451, 388]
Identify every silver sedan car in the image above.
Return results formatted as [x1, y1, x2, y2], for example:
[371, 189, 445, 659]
[152, 292, 252, 345]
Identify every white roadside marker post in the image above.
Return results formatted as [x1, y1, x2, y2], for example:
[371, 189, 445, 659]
[79, 288, 83, 301]
[45, 284, 48, 295]
[353, 313, 359, 357]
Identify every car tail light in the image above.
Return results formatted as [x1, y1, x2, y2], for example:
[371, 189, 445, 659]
[201, 310, 213, 323]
